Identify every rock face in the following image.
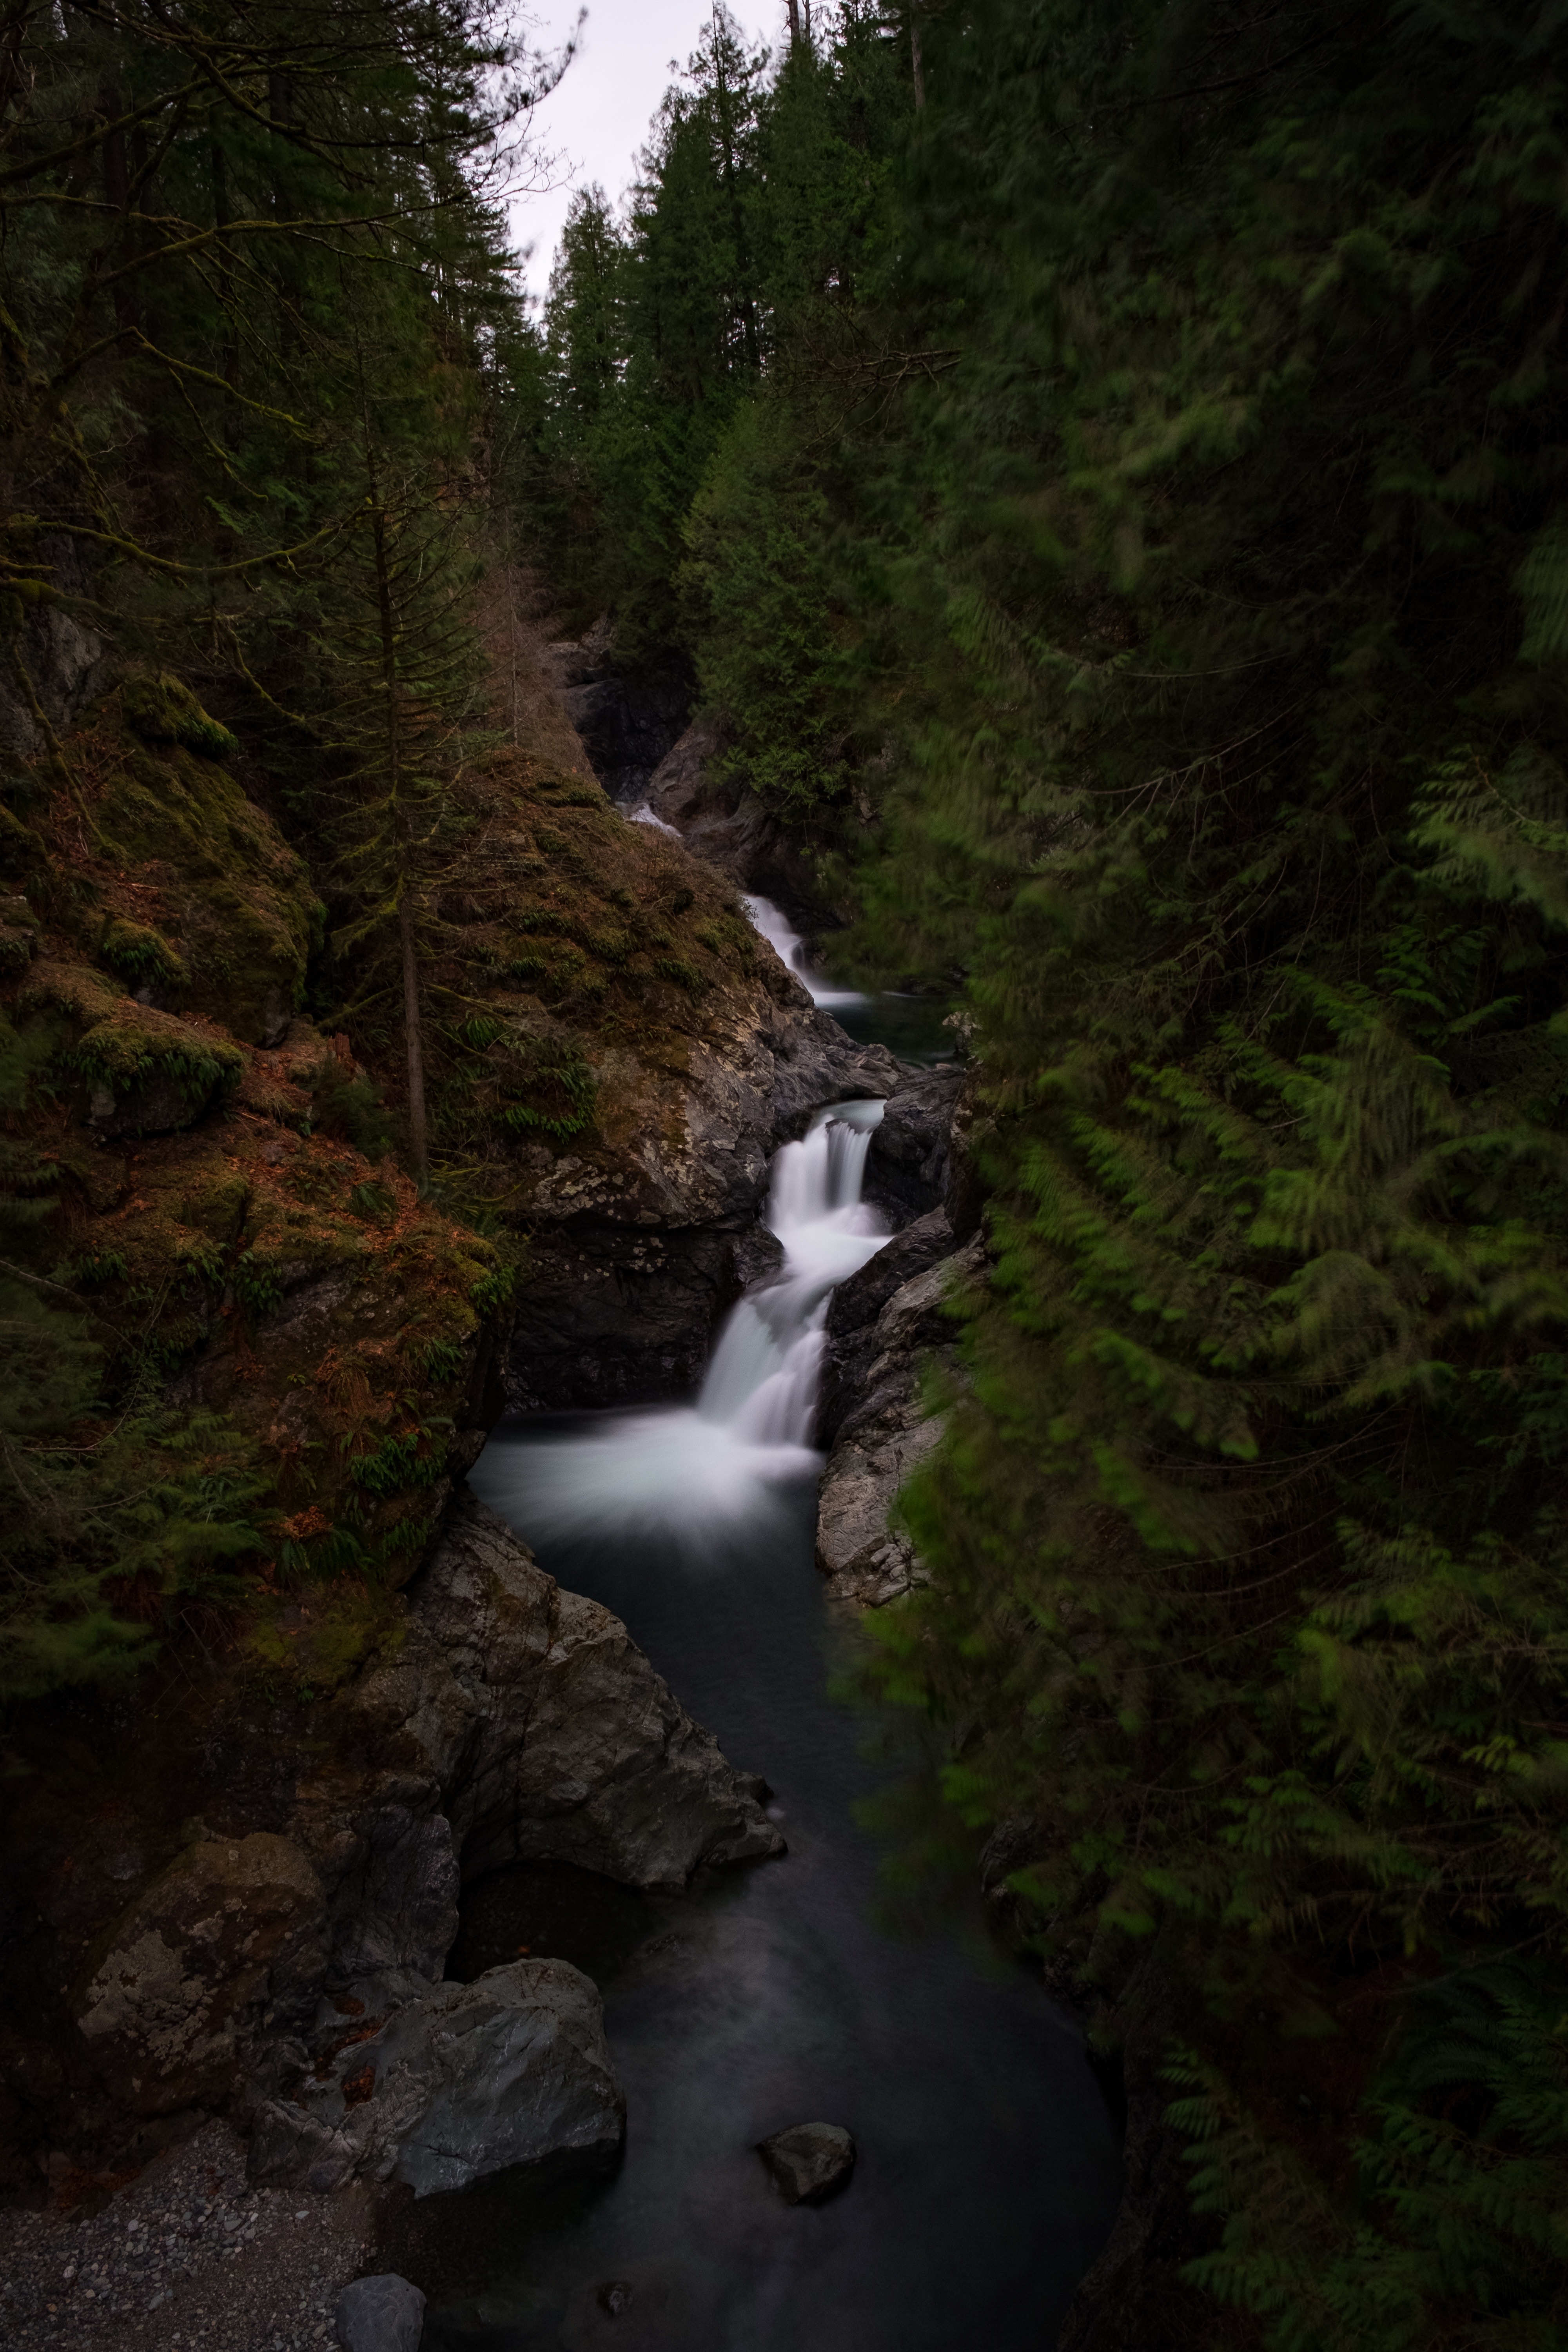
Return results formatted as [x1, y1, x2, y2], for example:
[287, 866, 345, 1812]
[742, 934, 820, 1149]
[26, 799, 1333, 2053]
[504, 958, 904, 1410]
[361, 1493, 785, 1891]
[756, 2121, 857, 2204]
[815, 1221, 985, 1606]
[336, 2273, 427, 2352]
[0, 534, 110, 763]
[862, 1064, 965, 1227]
[643, 719, 824, 914]
[3, 1493, 778, 2192]
[252, 1958, 624, 2198]
[542, 619, 689, 802]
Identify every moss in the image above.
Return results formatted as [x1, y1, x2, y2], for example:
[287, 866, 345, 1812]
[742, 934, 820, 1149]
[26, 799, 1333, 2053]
[57, 707, 314, 1046]
[121, 671, 239, 761]
[22, 960, 244, 1121]
[98, 917, 189, 993]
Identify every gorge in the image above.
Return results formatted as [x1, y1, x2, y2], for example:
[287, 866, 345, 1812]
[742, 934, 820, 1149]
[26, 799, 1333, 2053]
[5, 5, 1567, 2349]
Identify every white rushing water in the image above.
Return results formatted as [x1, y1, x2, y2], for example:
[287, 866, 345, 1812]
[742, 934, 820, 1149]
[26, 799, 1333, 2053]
[474, 1102, 889, 1543]
[742, 894, 866, 1010]
[630, 802, 682, 840]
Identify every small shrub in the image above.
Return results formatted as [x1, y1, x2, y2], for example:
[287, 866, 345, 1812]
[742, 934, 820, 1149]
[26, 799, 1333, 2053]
[653, 956, 707, 995]
[347, 1179, 395, 1221]
[303, 1057, 395, 1160]
[348, 1426, 446, 1497]
[232, 1249, 283, 1321]
[469, 1261, 517, 1316]
[497, 1032, 598, 1140]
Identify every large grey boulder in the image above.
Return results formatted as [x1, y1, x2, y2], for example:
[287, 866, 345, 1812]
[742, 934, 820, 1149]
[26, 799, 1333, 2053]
[349, 1493, 785, 1891]
[336, 2273, 426, 2352]
[252, 1958, 624, 2197]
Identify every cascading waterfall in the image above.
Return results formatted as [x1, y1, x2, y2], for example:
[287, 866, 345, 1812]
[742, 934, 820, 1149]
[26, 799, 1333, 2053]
[474, 1101, 889, 1543]
[742, 894, 866, 1011]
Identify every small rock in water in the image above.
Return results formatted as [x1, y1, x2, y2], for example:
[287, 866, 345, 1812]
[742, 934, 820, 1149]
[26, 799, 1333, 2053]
[756, 2121, 856, 2204]
[597, 2278, 635, 2314]
[335, 2270, 426, 2351]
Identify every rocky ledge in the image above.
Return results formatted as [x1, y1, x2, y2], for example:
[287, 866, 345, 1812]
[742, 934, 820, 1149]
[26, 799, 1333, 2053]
[2, 1496, 780, 2208]
[818, 1195, 987, 1618]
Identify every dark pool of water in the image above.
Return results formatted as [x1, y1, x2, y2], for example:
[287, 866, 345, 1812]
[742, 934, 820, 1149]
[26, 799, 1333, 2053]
[830, 991, 958, 1065]
[395, 1449, 1119, 2352]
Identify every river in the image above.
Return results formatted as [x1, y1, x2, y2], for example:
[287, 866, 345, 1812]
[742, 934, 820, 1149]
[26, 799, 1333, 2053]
[399, 909, 1120, 2352]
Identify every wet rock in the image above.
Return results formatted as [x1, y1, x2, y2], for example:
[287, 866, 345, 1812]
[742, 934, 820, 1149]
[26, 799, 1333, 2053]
[863, 1063, 965, 1226]
[756, 2120, 856, 2204]
[336, 2271, 426, 2351]
[501, 996, 900, 1411]
[361, 1492, 786, 1890]
[815, 1238, 985, 1606]
[818, 1207, 957, 1446]
[543, 619, 688, 800]
[253, 1959, 624, 2199]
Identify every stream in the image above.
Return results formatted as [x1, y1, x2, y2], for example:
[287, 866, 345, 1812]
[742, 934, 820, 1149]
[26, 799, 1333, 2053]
[403, 907, 1120, 2352]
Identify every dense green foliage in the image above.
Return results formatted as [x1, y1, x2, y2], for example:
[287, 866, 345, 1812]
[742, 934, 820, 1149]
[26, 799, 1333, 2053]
[506, 2, 913, 690]
[525, 1, 1568, 2342]
[848, 2, 1568, 2342]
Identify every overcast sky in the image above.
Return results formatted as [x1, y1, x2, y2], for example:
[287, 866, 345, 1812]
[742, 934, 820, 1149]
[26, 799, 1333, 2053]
[508, 1, 786, 298]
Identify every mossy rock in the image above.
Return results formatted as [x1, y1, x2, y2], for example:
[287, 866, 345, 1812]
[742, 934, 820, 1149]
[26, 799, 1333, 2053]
[121, 671, 238, 761]
[21, 960, 243, 1136]
[99, 916, 188, 994]
[72, 710, 316, 1046]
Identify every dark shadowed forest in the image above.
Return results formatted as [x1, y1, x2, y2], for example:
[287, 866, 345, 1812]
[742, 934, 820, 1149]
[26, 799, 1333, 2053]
[4, 3, 1568, 2347]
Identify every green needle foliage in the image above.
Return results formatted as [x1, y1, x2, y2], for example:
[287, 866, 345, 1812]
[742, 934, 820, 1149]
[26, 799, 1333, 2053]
[799, 0, 1568, 2337]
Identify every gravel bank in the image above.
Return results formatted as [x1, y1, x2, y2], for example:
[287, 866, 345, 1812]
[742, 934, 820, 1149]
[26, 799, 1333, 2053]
[0, 2121, 380, 2351]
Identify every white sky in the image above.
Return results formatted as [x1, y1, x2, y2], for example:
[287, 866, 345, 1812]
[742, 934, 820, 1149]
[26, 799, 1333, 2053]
[508, 2, 787, 298]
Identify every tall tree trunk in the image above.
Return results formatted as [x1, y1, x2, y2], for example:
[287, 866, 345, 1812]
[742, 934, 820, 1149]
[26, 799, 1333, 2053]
[785, 0, 802, 42]
[911, 7, 925, 109]
[398, 892, 429, 1183]
[370, 487, 429, 1184]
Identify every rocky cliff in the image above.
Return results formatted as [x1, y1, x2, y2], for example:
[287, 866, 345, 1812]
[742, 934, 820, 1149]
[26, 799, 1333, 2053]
[0, 638, 881, 2208]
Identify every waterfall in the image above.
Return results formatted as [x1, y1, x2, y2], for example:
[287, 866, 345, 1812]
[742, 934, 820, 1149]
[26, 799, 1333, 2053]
[742, 895, 865, 1011]
[472, 1103, 889, 1544]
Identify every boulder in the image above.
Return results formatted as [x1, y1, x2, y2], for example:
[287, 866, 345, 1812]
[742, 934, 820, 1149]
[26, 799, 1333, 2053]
[336, 2273, 426, 2352]
[862, 1064, 965, 1226]
[253, 1959, 624, 2198]
[350, 1492, 785, 1892]
[817, 1207, 957, 1447]
[756, 2121, 856, 2204]
[72, 1833, 326, 2117]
